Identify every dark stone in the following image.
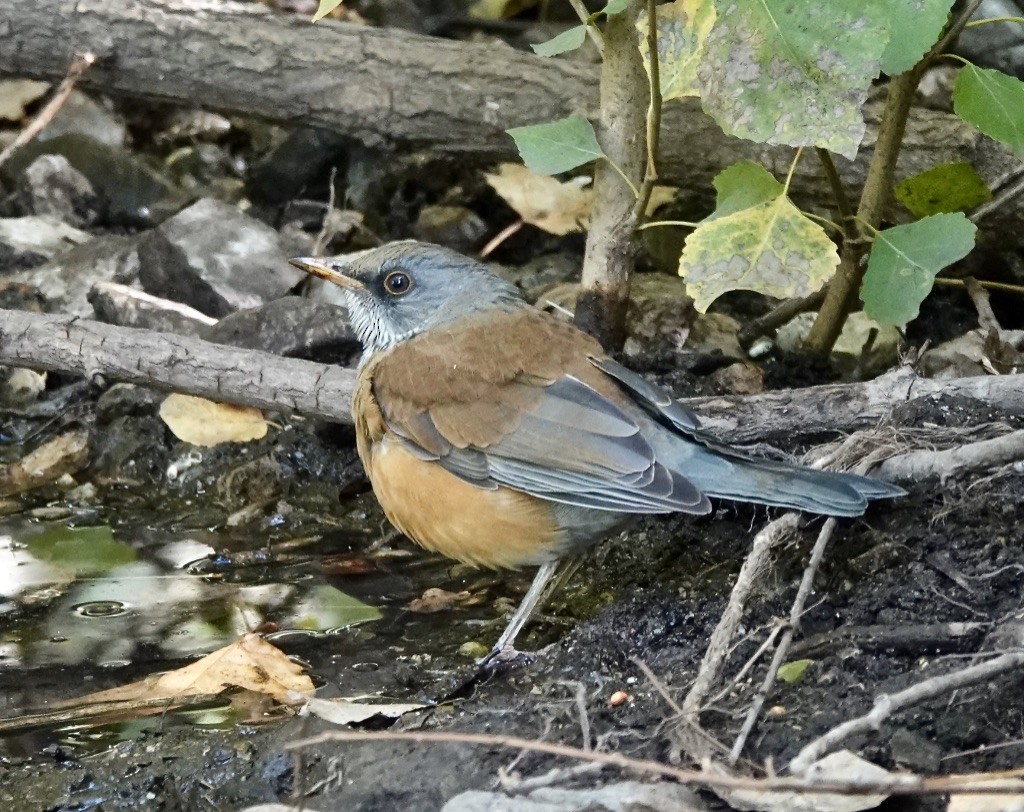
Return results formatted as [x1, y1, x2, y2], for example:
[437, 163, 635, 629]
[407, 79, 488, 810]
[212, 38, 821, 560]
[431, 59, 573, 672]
[19, 154, 100, 228]
[412, 205, 488, 253]
[137, 198, 305, 317]
[10, 235, 139, 317]
[88, 281, 210, 336]
[889, 728, 943, 773]
[247, 128, 349, 205]
[202, 296, 360, 364]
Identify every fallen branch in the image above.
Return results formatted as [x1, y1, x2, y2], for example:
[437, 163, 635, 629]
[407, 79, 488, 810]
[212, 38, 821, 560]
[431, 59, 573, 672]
[0, 308, 355, 421]
[876, 429, 1024, 482]
[2, 0, 1024, 221]
[3, 310, 1024, 443]
[789, 651, 1024, 774]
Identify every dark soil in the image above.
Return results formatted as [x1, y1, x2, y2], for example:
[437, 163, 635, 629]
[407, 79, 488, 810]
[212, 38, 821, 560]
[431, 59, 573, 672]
[1, 379, 1022, 811]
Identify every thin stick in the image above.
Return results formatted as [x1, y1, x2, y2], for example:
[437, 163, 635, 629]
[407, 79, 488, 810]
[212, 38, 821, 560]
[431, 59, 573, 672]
[566, 0, 604, 53]
[737, 288, 827, 346]
[479, 220, 524, 258]
[790, 651, 1024, 774]
[680, 513, 800, 717]
[815, 148, 856, 239]
[934, 277, 1024, 296]
[729, 518, 839, 764]
[285, 728, 1024, 796]
[631, 0, 662, 222]
[970, 166, 1024, 223]
[0, 51, 96, 170]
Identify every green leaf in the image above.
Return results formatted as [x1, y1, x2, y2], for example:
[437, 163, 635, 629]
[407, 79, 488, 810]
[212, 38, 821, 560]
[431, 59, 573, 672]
[678, 192, 838, 312]
[637, 0, 716, 101]
[507, 115, 606, 175]
[708, 161, 784, 220]
[25, 524, 137, 576]
[602, 0, 629, 14]
[860, 213, 977, 328]
[698, 0, 889, 159]
[895, 162, 991, 218]
[880, 0, 953, 76]
[532, 25, 588, 56]
[312, 0, 343, 22]
[953, 64, 1024, 157]
[777, 659, 813, 684]
[289, 585, 381, 630]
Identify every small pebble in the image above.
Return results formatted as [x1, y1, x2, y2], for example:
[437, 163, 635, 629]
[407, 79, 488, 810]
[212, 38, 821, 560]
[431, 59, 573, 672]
[609, 690, 629, 707]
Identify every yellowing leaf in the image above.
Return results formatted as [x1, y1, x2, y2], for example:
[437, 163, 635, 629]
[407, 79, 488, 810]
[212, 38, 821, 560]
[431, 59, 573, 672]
[470, 0, 537, 20]
[312, 0, 343, 22]
[679, 194, 838, 312]
[485, 163, 593, 235]
[645, 185, 678, 216]
[68, 634, 314, 707]
[159, 393, 268, 447]
[637, 0, 715, 101]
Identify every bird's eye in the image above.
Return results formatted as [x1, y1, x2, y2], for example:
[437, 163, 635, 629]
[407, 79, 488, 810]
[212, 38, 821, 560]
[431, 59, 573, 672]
[382, 270, 412, 296]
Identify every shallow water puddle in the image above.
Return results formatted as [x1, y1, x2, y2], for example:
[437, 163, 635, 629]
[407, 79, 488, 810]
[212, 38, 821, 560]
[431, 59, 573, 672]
[0, 508, 496, 752]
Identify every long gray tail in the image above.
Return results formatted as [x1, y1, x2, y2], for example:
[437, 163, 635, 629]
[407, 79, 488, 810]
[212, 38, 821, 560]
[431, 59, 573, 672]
[670, 443, 905, 518]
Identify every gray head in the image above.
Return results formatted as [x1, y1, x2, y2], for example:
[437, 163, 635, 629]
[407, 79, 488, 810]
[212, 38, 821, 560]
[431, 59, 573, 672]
[290, 241, 526, 357]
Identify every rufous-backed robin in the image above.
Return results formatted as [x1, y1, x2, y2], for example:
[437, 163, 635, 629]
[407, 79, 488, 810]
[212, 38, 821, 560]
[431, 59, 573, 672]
[291, 242, 903, 660]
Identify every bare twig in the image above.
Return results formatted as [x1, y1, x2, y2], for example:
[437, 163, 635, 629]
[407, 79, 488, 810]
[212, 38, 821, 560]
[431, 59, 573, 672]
[312, 166, 339, 255]
[970, 165, 1024, 223]
[737, 288, 827, 347]
[479, 220, 524, 259]
[790, 651, 1024, 774]
[678, 514, 801, 720]
[631, 0, 662, 222]
[0, 51, 96, 169]
[567, 0, 604, 53]
[729, 518, 839, 764]
[631, 656, 683, 716]
[964, 277, 1001, 331]
[285, 728, 1024, 796]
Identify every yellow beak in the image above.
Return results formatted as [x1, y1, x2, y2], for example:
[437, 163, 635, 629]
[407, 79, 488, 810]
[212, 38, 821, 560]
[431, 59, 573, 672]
[289, 257, 367, 291]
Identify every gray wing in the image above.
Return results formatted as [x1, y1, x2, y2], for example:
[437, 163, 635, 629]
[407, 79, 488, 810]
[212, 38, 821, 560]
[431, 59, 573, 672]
[385, 375, 710, 515]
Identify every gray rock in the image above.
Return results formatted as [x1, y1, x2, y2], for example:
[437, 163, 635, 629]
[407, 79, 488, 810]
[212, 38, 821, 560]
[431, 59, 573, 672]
[0, 134, 184, 227]
[0, 216, 90, 269]
[9, 235, 139, 316]
[20, 154, 100, 227]
[36, 90, 126, 148]
[202, 296, 360, 363]
[413, 205, 488, 253]
[89, 280, 213, 336]
[889, 728, 943, 773]
[442, 781, 709, 812]
[137, 198, 305, 317]
[959, 1, 1024, 79]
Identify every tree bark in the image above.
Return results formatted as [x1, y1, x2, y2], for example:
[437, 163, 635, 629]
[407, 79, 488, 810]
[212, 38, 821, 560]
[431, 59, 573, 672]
[0, 0, 1021, 231]
[575, 2, 647, 350]
[3, 310, 1023, 446]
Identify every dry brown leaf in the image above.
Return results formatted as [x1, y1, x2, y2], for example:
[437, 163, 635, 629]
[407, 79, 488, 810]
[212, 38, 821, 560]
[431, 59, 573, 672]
[0, 430, 89, 497]
[485, 163, 593, 235]
[301, 695, 425, 726]
[0, 79, 50, 121]
[645, 185, 678, 216]
[470, 0, 538, 20]
[159, 393, 268, 447]
[67, 633, 314, 707]
[407, 587, 474, 613]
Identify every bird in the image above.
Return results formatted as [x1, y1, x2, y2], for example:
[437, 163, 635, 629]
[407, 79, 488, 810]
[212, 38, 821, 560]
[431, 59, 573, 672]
[289, 241, 904, 662]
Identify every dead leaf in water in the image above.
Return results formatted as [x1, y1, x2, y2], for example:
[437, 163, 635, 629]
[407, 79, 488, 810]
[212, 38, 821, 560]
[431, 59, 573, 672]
[159, 393, 268, 447]
[485, 163, 593, 235]
[65, 633, 314, 707]
[300, 695, 425, 726]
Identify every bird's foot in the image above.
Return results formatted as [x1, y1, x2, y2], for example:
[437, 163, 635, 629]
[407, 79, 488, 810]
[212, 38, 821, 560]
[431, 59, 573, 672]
[477, 644, 536, 674]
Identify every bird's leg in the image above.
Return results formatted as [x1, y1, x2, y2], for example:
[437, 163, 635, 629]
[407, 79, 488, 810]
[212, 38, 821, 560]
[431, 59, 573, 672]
[481, 560, 560, 667]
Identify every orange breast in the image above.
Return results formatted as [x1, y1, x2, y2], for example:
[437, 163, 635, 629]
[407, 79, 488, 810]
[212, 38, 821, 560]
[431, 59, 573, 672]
[365, 434, 564, 569]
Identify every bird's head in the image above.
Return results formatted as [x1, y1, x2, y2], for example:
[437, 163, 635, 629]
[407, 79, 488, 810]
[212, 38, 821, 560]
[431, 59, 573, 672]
[290, 241, 525, 358]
